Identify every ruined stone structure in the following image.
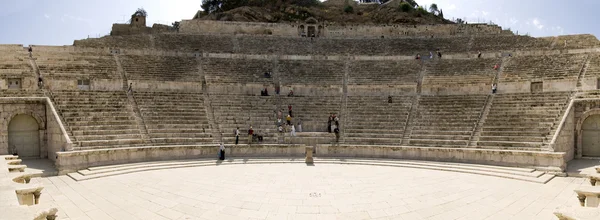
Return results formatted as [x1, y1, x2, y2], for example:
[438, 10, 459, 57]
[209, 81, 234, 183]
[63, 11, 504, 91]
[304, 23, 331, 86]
[3, 17, 600, 218]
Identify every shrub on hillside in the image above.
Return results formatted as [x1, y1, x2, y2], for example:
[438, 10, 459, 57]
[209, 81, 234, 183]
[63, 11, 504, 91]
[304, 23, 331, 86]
[344, 5, 354, 14]
[399, 2, 413, 12]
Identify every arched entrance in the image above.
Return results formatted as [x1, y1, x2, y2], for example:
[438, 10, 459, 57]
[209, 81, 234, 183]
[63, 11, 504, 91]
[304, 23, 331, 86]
[582, 114, 600, 157]
[8, 114, 40, 158]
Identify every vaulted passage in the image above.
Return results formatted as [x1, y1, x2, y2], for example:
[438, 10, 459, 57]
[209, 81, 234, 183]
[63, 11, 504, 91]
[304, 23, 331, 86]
[8, 114, 40, 158]
[582, 114, 600, 157]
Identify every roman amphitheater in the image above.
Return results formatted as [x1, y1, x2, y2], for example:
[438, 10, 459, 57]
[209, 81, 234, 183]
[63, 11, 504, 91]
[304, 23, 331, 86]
[3, 10, 600, 220]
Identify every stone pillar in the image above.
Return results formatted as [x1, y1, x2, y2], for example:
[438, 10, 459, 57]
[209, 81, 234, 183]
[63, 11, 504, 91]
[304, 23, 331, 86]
[586, 195, 600, 207]
[34, 191, 41, 205]
[305, 146, 314, 163]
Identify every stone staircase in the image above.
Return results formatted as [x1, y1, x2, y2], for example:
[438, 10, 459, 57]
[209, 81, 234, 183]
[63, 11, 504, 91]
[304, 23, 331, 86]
[120, 55, 199, 81]
[345, 96, 411, 145]
[502, 54, 587, 82]
[66, 157, 555, 184]
[134, 91, 214, 145]
[477, 92, 571, 151]
[468, 94, 494, 147]
[408, 95, 487, 147]
[210, 95, 278, 144]
[52, 90, 144, 150]
[33, 50, 119, 80]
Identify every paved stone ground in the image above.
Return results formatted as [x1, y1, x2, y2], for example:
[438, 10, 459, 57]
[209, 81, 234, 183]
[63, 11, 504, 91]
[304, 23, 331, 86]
[38, 164, 586, 220]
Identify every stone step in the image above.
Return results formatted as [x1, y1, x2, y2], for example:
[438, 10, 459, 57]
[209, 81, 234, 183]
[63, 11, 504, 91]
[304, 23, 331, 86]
[345, 133, 404, 138]
[344, 128, 405, 134]
[62, 112, 132, 117]
[343, 137, 402, 145]
[411, 130, 472, 136]
[478, 135, 545, 142]
[151, 138, 214, 144]
[76, 138, 144, 147]
[553, 206, 600, 220]
[70, 125, 138, 130]
[72, 129, 141, 136]
[412, 126, 473, 131]
[476, 140, 543, 148]
[64, 116, 136, 122]
[409, 139, 469, 146]
[146, 124, 210, 129]
[410, 134, 470, 140]
[75, 134, 142, 141]
[149, 133, 213, 138]
[147, 129, 209, 134]
[67, 157, 553, 184]
[68, 120, 137, 126]
[481, 130, 548, 136]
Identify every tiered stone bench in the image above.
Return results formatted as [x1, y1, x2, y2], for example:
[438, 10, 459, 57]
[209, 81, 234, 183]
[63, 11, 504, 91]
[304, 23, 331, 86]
[423, 58, 497, 94]
[278, 60, 344, 87]
[202, 57, 273, 85]
[279, 96, 341, 132]
[134, 91, 214, 145]
[348, 60, 419, 86]
[471, 35, 552, 51]
[153, 33, 234, 53]
[409, 95, 487, 147]
[502, 54, 586, 82]
[34, 50, 119, 80]
[52, 90, 144, 150]
[210, 94, 278, 144]
[345, 96, 412, 145]
[0, 46, 34, 79]
[121, 55, 199, 81]
[477, 92, 571, 150]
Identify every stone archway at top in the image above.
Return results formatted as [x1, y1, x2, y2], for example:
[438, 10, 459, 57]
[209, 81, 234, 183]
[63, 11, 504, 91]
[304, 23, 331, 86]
[8, 114, 40, 158]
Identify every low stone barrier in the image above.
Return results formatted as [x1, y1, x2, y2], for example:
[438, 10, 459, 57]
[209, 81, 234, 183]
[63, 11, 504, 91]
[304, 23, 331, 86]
[56, 144, 567, 174]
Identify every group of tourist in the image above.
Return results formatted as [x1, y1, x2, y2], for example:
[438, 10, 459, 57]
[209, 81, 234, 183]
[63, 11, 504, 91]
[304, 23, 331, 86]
[276, 105, 302, 137]
[261, 86, 294, 97]
[328, 114, 341, 142]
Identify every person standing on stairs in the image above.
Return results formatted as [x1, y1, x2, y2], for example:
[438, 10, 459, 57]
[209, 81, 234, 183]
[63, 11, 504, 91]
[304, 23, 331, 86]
[328, 114, 333, 133]
[492, 84, 497, 94]
[127, 82, 133, 93]
[291, 124, 296, 137]
[28, 46, 32, 57]
[235, 127, 240, 145]
[219, 143, 225, 160]
[286, 114, 292, 126]
[248, 126, 254, 144]
[297, 120, 302, 133]
[288, 105, 293, 117]
[477, 51, 482, 58]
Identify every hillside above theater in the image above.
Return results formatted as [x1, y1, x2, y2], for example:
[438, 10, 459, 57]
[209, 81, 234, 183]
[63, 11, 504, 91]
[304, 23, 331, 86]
[192, 0, 451, 25]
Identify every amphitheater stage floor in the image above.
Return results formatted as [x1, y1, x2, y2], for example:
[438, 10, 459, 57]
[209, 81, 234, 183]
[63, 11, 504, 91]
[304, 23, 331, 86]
[566, 158, 600, 177]
[38, 163, 585, 220]
[22, 158, 58, 177]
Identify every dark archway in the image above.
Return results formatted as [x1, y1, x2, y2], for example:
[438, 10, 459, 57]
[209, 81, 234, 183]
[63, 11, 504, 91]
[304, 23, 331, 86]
[582, 114, 600, 157]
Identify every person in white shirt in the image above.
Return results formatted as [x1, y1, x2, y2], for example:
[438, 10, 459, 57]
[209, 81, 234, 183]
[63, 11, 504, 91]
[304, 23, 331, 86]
[291, 124, 296, 137]
[219, 143, 225, 160]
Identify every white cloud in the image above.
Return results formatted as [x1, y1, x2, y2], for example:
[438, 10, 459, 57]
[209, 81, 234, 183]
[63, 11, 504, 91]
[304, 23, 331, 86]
[447, 4, 457, 11]
[509, 17, 518, 25]
[532, 18, 544, 30]
[481, 11, 489, 16]
[44, 14, 50, 19]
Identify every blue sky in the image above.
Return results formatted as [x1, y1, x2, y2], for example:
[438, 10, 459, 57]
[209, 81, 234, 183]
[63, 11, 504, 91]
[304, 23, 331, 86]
[0, 0, 598, 46]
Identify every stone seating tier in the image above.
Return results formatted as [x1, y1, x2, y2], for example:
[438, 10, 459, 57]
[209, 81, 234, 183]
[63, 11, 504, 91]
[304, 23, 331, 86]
[202, 58, 274, 84]
[345, 96, 412, 145]
[583, 54, 600, 78]
[210, 95, 278, 143]
[502, 54, 587, 82]
[555, 34, 600, 49]
[154, 34, 235, 53]
[35, 51, 119, 79]
[278, 60, 344, 86]
[477, 92, 570, 149]
[0, 52, 34, 77]
[73, 35, 152, 49]
[121, 55, 200, 81]
[52, 90, 143, 149]
[471, 35, 552, 52]
[408, 95, 487, 147]
[423, 58, 498, 86]
[348, 60, 420, 85]
[279, 96, 341, 132]
[134, 91, 214, 145]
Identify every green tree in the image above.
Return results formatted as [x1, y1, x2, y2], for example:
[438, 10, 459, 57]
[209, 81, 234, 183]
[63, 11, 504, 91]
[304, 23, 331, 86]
[429, 3, 438, 14]
[399, 2, 413, 12]
[438, 9, 444, 18]
[344, 5, 354, 13]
